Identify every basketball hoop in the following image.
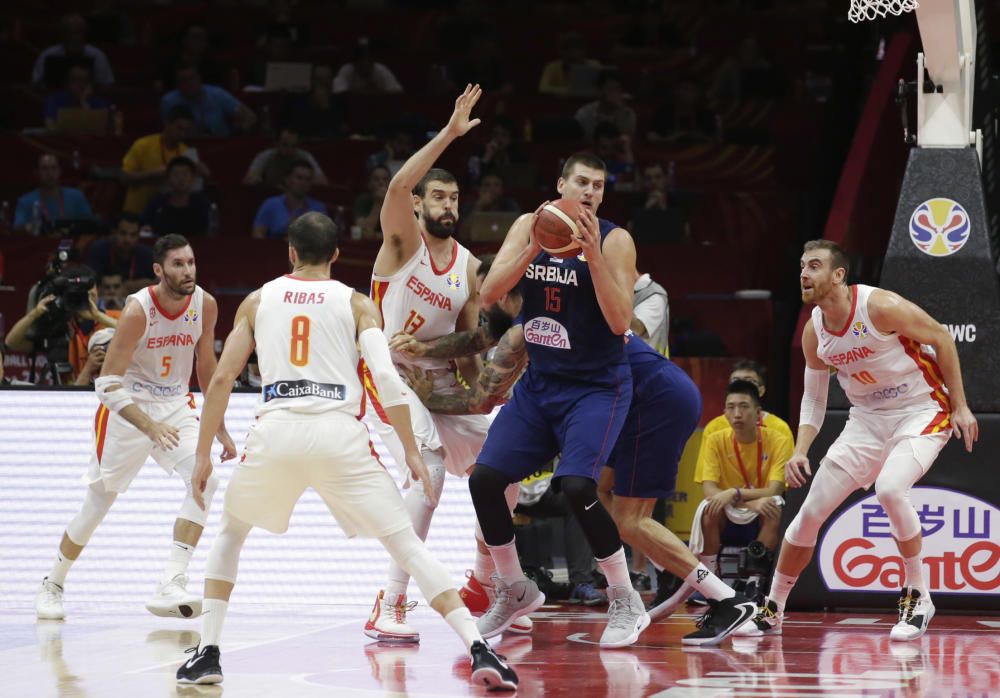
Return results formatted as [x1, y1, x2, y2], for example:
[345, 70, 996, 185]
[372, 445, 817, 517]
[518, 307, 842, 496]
[848, 0, 919, 23]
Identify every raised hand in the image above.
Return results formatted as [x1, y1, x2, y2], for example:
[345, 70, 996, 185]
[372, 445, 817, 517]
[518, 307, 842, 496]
[445, 84, 483, 138]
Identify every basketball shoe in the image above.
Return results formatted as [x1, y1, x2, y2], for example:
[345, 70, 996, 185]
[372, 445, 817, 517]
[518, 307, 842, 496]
[477, 574, 545, 639]
[461, 571, 533, 633]
[682, 594, 757, 646]
[146, 574, 202, 619]
[890, 587, 935, 641]
[176, 645, 223, 685]
[35, 578, 65, 620]
[470, 640, 518, 691]
[733, 598, 783, 637]
[600, 585, 650, 648]
[365, 590, 419, 643]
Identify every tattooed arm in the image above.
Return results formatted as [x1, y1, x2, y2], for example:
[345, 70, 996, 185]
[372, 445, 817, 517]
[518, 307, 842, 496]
[403, 325, 527, 415]
[389, 302, 515, 360]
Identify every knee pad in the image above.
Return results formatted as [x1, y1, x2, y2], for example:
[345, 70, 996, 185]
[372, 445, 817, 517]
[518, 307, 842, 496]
[179, 474, 219, 527]
[66, 480, 118, 546]
[558, 476, 599, 511]
[380, 528, 453, 602]
[875, 484, 920, 541]
[469, 464, 511, 504]
[204, 515, 251, 583]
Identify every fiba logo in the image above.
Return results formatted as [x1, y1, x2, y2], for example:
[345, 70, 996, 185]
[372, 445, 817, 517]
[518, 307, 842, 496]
[183, 308, 199, 325]
[445, 272, 461, 291]
[908, 198, 971, 257]
[851, 321, 868, 339]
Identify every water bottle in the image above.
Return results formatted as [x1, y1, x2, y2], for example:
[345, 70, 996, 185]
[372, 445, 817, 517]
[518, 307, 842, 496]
[72, 150, 81, 172]
[207, 202, 220, 237]
[468, 155, 481, 183]
[666, 160, 677, 194]
[31, 200, 43, 237]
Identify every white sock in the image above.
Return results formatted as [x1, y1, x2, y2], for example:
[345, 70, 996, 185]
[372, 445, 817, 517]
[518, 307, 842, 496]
[445, 606, 483, 651]
[474, 547, 495, 583]
[768, 571, 797, 613]
[200, 598, 228, 648]
[163, 540, 195, 583]
[488, 539, 526, 584]
[697, 553, 718, 573]
[903, 555, 928, 596]
[596, 547, 633, 590]
[684, 563, 735, 601]
[48, 550, 75, 587]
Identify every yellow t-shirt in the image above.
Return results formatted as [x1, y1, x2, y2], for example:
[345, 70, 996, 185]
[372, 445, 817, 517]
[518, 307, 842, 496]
[695, 411, 793, 482]
[695, 426, 792, 490]
[122, 133, 189, 213]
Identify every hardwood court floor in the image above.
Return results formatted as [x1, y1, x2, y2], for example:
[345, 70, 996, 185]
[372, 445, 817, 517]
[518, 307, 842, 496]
[3, 601, 998, 697]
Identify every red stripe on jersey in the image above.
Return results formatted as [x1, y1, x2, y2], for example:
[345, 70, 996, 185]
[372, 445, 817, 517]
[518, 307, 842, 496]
[361, 363, 391, 424]
[356, 360, 366, 420]
[899, 337, 952, 434]
[370, 281, 389, 329]
[425, 237, 459, 275]
[148, 285, 192, 321]
[94, 405, 110, 463]
[826, 284, 859, 337]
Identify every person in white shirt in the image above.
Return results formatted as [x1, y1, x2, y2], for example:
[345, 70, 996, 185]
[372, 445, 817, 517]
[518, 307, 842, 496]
[632, 269, 669, 356]
[34, 234, 235, 623]
[174, 212, 518, 691]
[736, 239, 978, 642]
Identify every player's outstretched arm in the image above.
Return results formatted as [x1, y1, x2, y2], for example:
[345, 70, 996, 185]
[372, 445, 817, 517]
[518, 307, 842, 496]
[868, 289, 979, 452]
[95, 299, 178, 450]
[480, 213, 540, 305]
[194, 293, 237, 462]
[405, 324, 527, 415]
[375, 84, 482, 275]
[191, 291, 259, 509]
[353, 292, 437, 507]
[575, 210, 635, 335]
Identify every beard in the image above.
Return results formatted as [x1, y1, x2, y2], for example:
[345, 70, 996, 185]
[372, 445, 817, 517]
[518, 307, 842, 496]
[423, 209, 456, 239]
[163, 271, 196, 297]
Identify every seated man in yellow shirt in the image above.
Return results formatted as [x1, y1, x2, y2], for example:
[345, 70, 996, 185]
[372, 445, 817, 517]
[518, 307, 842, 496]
[694, 380, 790, 596]
[702, 359, 793, 443]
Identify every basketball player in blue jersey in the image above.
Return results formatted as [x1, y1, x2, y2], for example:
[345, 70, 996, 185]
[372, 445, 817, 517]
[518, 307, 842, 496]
[397, 259, 760, 646]
[465, 152, 646, 647]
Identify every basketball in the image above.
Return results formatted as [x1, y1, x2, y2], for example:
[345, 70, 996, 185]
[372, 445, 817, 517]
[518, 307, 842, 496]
[533, 199, 586, 258]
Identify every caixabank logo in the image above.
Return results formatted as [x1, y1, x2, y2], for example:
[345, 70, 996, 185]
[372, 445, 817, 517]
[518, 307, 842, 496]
[909, 198, 971, 257]
[818, 487, 1000, 594]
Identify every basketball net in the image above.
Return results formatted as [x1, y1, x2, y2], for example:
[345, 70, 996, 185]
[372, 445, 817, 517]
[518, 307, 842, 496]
[848, 0, 918, 23]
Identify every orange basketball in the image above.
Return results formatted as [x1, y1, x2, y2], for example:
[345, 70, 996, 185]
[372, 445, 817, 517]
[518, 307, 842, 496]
[532, 199, 586, 258]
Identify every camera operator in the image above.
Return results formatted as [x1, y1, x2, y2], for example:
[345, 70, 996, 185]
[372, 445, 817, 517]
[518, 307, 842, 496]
[5, 263, 118, 384]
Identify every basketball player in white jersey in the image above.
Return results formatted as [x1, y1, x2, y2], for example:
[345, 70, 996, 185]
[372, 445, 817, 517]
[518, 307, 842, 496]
[35, 234, 236, 621]
[175, 213, 517, 690]
[364, 84, 508, 642]
[736, 240, 978, 641]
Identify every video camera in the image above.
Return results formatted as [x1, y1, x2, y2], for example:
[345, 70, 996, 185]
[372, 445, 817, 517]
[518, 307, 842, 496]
[33, 240, 96, 339]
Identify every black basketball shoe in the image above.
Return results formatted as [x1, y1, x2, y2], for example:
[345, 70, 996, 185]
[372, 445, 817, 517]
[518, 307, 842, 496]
[470, 640, 518, 691]
[682, 594, 757, 646]
[176, 645, 223, 685]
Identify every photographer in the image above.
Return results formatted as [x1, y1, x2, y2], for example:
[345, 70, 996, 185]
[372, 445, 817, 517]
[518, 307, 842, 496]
[5, 263, 118, 384]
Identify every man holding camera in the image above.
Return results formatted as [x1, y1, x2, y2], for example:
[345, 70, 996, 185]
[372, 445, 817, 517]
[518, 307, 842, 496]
[4, 263, 118, 384]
